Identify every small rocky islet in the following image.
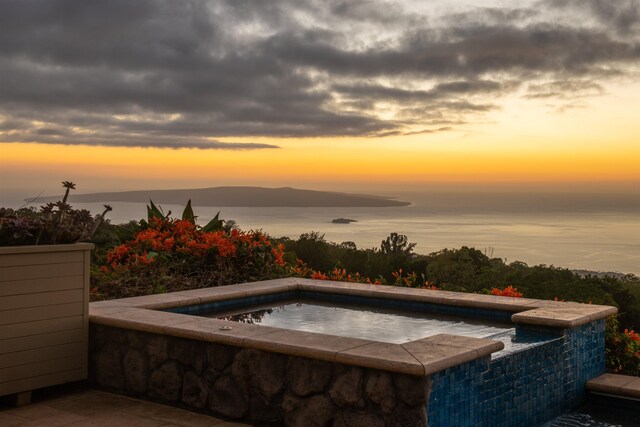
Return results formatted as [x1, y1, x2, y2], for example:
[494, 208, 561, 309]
[331, 218, 357, 224]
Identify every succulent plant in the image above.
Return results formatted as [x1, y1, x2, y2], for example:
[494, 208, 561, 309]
[0, 182, 111, 246]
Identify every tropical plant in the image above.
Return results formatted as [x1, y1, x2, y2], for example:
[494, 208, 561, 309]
[605, 315, 640, 376]
[0, 181, 111, 245]
[91, 202, 284, 300]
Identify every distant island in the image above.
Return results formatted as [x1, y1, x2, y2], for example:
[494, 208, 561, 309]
[332, 218, 358, 224]
[36, 186, 410, 208]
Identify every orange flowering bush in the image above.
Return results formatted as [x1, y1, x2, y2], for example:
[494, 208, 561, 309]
[288, 259, 383, 285]
[287, 261, 442, 289]
[105, 218, 283, 271]
[606, 315, 640, 376]
[92, 215, 285, 300]
[490, 286, 523, 298]
[626, 328, 640, 343]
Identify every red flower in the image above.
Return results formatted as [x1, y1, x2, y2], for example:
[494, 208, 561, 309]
[310, 271, 328, 280]
[624, 329, 640, 343]
[491, 286, 523, 298]
[271, 244, 285, 265]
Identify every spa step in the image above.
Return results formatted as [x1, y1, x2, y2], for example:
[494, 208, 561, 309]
[586, 373, 640, 400]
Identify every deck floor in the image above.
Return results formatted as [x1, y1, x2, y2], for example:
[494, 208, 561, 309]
[0, 387, 249, 427]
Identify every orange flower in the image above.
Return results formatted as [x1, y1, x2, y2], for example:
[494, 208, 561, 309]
[491, 286, 523, 298]
[271, 244, 285, 265]
[423, 281, 438, 290]
[310, 271, 328, 280]
[624, 329, 640, 343]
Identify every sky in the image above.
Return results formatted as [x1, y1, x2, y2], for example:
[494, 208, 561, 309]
[1, 0, 639, 197]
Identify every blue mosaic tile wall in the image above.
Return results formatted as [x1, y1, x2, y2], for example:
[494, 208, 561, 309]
[427, 320, 606, 427]
[429, 359, 488, 426]
[564, 320, 607, 407]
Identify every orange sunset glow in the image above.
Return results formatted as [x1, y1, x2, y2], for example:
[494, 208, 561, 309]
[1, 1, 640, 196]
[3, 79, 639, 193]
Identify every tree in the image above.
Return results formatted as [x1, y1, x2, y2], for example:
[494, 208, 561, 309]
[339, 241, 357, 250]
[380, 233, 416, 256]
[290, 231, 333, 271]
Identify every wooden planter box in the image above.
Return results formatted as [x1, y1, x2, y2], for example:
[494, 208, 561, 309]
[0, 243, 93, 400]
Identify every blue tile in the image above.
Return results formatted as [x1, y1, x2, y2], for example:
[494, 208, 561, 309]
[427, 320, 605, 427]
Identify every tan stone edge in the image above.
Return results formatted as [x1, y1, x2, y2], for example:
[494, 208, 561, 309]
[511, 305, 618, 328]
[103, 277, 299, 309]
[89, 278, 614, 375]
[587, 374, 640, 399]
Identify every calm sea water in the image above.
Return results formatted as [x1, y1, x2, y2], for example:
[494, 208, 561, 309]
[2, 190, 639, 275]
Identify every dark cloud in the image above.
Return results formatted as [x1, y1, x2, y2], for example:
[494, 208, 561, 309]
[546, 0, 640, 35]
[377, 127, 454, 138]
[9, 130, 279, 150]
[526, 80, 604, 99]
[335, 80, 506, 98]
[0, 0, 639, 148]
[36, 128, 67, 136]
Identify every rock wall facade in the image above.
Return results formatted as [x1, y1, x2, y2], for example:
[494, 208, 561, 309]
[90, 324, 430, 426]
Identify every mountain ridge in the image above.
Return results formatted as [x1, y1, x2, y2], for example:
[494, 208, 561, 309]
[36, 186, 411, 208]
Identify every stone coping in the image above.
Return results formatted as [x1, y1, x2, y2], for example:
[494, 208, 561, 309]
[586, 373, 640, 399]
[89, 278, 617, 376]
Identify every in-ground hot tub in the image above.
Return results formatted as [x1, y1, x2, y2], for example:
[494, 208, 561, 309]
[89, 278, 616, 427]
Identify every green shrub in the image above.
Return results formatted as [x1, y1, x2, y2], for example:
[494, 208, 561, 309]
[606, 315, 640, 376]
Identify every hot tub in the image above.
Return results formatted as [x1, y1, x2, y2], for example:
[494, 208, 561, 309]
[89, 278, 616, 426]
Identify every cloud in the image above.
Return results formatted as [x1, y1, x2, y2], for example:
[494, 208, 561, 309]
[14, 137, 280, 150]
[545, 0, 640, 35]
[526, 80, 604, 99]
[0, 0, 639, 147]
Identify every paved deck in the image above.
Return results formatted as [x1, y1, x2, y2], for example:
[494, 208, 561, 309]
[0, 388, 249, 427]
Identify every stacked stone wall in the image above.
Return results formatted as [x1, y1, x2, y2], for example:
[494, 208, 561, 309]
[90, 325, 430, 426]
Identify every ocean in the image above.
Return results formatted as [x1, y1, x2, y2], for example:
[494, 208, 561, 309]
[2, 190, 639, 275]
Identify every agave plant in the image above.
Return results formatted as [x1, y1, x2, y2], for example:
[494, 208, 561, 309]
[144, 199, 223, 232]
